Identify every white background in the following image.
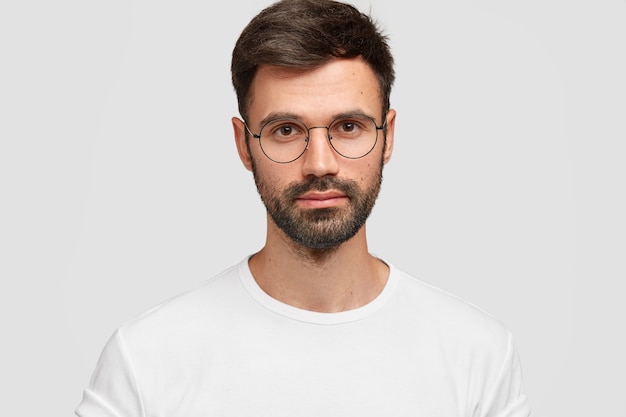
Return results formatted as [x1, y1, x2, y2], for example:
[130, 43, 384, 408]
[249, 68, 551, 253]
[1, 0, 625, 416]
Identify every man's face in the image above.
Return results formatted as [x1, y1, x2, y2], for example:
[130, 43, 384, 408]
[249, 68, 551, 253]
[233, 58, 395, 250]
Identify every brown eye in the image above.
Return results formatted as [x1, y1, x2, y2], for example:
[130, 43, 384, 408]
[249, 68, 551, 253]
[340, 122, 356, 132]
[277, 125, 295, 136]
[263, 119, 307, 143]
[331, 117, 367, 139]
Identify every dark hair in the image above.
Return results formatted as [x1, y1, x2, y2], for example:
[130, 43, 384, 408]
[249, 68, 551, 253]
[231, 0, 395, 121]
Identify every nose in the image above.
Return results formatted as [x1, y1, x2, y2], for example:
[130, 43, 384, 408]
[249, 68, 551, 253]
[301, 127, 340, 178]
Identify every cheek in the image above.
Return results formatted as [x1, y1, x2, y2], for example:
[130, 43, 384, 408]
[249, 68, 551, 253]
[253, 158, 299, 189]
[358, 160, 379, 183]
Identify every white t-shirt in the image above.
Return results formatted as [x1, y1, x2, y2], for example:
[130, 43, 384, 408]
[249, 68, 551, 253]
[76, 258, 530, 417]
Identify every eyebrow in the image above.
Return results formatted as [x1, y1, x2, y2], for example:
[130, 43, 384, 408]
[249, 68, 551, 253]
[258, 112, 300, 127]
[258, 109, 377, 128]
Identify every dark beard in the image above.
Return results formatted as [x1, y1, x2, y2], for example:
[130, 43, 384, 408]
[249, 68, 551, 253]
[252, 163, 383, 250]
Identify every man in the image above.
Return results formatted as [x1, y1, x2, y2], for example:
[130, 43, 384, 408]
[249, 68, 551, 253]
[76, 0, 530, 416]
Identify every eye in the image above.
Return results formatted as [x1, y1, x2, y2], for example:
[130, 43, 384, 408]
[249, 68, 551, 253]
[268, 121, 301, 137]
[264, 119, 306, 142]
[339, 121, 357, 133]
[276, 125, 297, 136]
[331, 117, 369, 138]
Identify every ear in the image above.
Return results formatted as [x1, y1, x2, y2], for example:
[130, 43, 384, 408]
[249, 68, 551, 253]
[382, 109, 396, 165]
[232, 117, 253, 171]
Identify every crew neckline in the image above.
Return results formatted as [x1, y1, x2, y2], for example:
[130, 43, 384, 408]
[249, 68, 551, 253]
[237, 256, 398, 325]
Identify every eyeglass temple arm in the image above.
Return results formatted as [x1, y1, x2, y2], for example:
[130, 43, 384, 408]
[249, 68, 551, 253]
[244, 123, 262, 139]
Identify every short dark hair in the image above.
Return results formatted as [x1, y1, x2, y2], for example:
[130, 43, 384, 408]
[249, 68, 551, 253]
[231, 0, 395, 121]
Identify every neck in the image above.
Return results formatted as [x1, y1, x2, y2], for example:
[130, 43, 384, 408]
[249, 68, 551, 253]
[248, 220, 389, 313]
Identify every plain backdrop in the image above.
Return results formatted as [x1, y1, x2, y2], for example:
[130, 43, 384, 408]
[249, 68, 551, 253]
[1, 0, 625, 416]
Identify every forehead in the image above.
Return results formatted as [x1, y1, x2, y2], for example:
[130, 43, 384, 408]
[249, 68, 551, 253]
[248, 58, 382, 123]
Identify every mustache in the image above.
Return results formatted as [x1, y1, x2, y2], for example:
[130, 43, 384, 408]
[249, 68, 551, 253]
[284, 176, 359, 200]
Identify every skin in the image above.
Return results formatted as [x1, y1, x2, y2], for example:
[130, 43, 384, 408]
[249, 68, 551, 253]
[232, 57, 396, 313]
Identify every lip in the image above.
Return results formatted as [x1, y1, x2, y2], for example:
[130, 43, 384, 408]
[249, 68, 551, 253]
[296, 191, 348, 208]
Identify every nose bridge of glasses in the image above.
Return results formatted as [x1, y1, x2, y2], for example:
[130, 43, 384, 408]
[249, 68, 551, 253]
[307, 125, 332, 140]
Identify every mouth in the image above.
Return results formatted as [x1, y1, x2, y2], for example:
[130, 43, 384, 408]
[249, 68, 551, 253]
[295, 190, 349, 209]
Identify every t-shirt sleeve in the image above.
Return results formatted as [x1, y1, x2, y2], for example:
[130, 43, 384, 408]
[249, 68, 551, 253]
[75, 329, 145, 417]
[479, 334, 531, 417]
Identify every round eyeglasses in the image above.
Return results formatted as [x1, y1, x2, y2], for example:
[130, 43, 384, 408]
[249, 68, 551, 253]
[245, 114, 386, 163]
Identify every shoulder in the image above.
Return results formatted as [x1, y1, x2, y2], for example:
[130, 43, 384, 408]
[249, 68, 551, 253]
[388, 268, 529, 415]
[389, 266, 513, 349]
[117, 261, 249, 348]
